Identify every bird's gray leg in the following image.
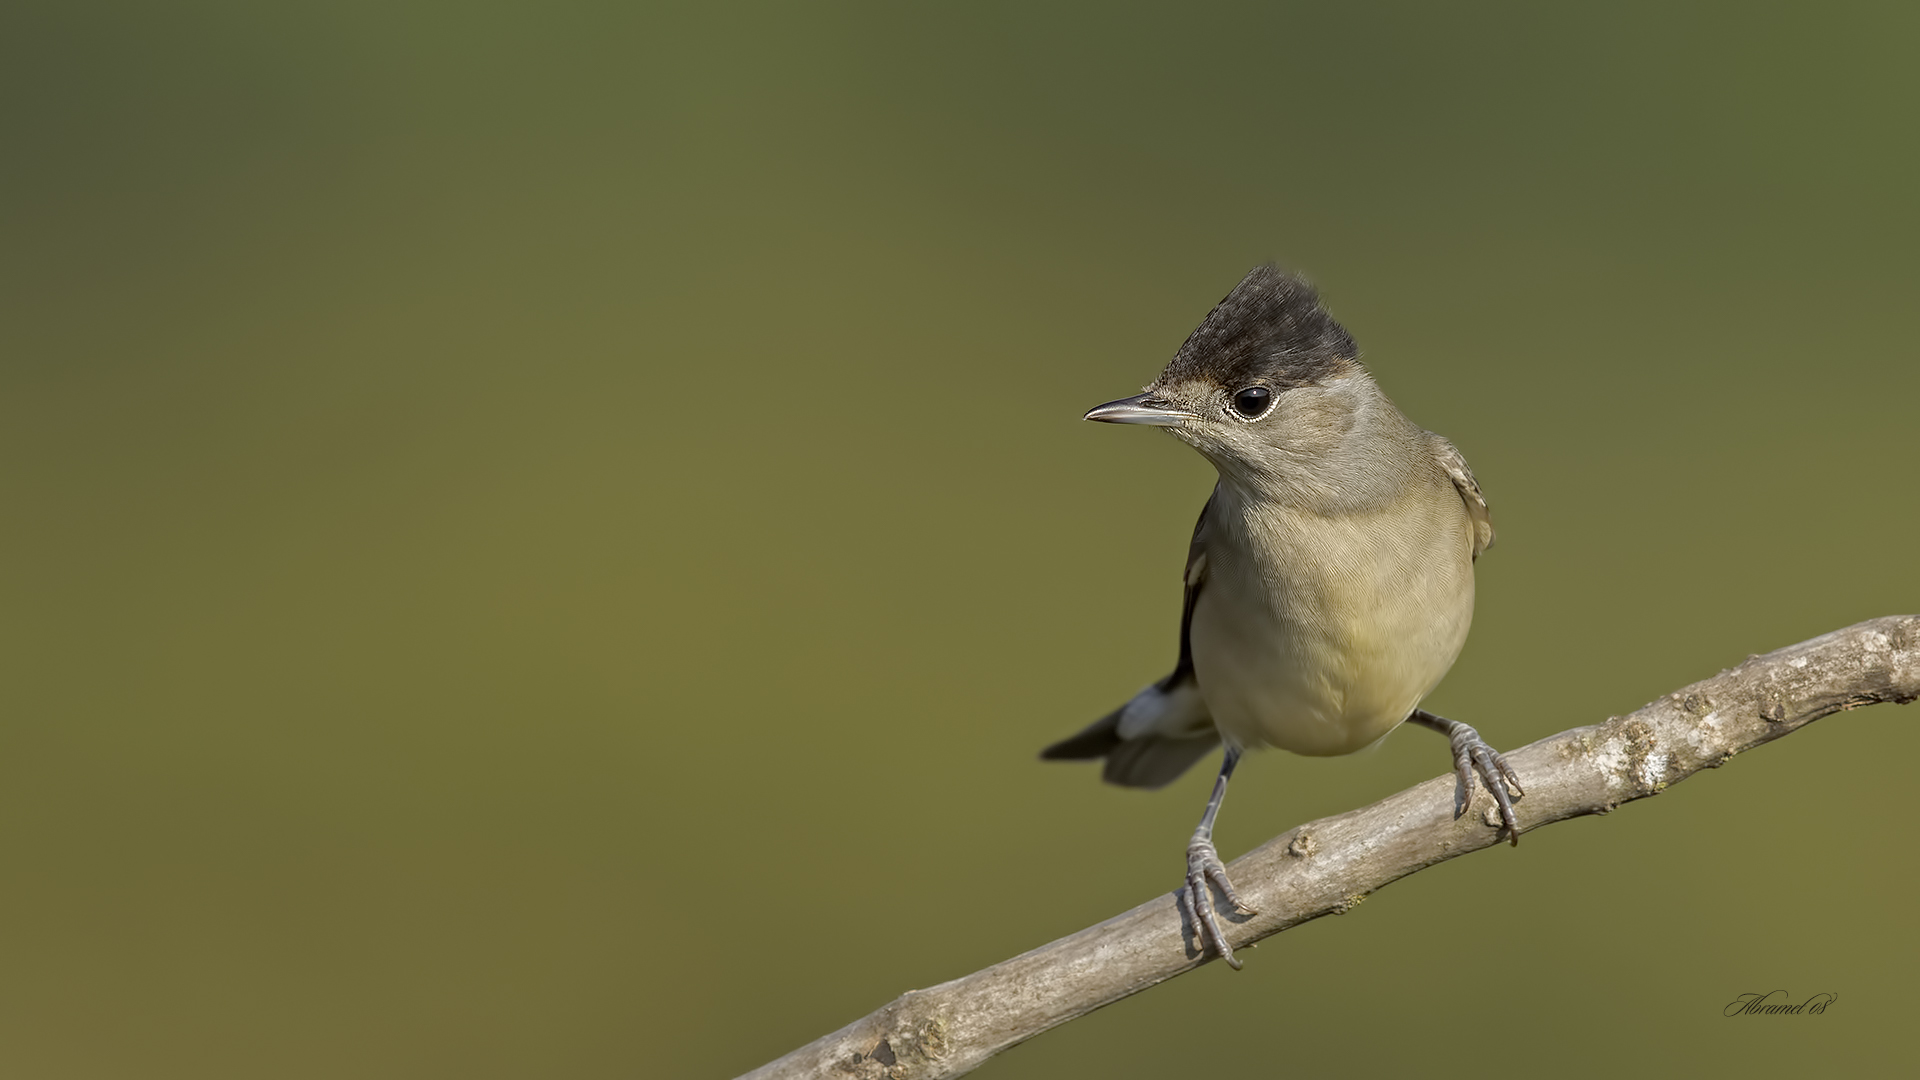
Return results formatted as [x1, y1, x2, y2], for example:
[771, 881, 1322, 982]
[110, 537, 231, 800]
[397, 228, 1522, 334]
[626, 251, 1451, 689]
[1177, 747, 1256, 969]
[1408, 709, 1524, 845]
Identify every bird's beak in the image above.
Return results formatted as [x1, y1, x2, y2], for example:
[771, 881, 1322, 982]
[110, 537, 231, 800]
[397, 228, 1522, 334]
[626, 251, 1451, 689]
[1084, 393, 1193, 427]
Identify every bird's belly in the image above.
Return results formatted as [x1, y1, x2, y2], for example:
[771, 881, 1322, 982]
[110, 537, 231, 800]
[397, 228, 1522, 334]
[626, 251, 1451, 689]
[1191, 528, 1474, 756]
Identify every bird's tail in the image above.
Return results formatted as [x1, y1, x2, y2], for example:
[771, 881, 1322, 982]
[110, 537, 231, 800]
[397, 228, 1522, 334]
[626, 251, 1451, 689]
[1041, 681, 1220, 790]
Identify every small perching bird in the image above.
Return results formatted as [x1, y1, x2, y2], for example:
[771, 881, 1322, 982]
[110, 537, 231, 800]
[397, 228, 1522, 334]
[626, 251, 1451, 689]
[1043, 265, 1522, 969]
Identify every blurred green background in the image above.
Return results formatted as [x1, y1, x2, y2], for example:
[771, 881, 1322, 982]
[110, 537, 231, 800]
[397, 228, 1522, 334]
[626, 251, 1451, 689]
[5, 2, 1918, 1077]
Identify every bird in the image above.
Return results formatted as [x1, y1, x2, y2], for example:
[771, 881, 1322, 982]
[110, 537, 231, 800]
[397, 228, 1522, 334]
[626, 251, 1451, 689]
[1042, 264, 1522, 969]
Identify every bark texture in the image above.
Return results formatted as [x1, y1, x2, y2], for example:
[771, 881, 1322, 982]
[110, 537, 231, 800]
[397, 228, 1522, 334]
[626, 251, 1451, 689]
[741, 616, 1920, 1080]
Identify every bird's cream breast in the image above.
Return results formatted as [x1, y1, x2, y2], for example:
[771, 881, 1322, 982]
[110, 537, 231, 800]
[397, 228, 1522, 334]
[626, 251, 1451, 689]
[1191, 484, 1476, 756]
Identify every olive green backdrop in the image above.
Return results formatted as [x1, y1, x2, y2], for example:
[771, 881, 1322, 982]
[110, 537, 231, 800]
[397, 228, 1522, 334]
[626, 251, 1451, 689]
[5, 2, 1917, 1077]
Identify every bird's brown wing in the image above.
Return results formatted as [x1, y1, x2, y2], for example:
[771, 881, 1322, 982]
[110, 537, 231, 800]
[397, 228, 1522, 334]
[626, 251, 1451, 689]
[1431, 435, 1494, 560]
[1163, 488, 1213, 690]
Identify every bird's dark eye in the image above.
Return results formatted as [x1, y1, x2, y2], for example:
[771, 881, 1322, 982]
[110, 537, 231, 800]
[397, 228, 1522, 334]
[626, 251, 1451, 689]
[1231, 386, 1272, 419]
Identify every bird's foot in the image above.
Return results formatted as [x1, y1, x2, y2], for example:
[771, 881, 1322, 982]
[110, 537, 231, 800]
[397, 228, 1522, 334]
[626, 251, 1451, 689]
[1443, 720, 1524, 845]
[1178, 835, 1256, 969]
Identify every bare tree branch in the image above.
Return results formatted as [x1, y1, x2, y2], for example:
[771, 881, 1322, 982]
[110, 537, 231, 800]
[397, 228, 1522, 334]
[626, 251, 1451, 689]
[740, 616, 1920, 1080]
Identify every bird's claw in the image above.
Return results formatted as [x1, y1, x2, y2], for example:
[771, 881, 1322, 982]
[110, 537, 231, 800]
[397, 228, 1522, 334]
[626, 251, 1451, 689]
[1446, 721, 1524, 845]
[1178, 836, 1255, 969]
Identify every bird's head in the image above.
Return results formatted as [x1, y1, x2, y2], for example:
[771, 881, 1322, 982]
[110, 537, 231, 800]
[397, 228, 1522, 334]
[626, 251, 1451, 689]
[1086, 265, 1375, 489]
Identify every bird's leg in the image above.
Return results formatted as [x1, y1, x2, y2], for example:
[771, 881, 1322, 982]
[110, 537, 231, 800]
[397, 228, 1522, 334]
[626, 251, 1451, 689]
[1177, 747, 1256, 969]
[1408, 709, 1524, 845]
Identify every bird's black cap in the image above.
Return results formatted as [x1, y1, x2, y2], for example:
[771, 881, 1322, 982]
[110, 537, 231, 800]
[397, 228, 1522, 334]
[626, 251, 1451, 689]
[1157, 265, 1359, 392]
